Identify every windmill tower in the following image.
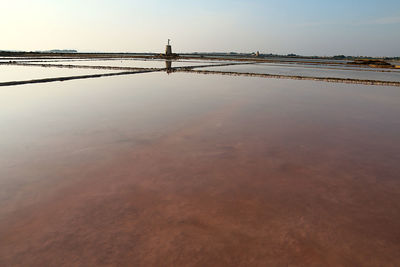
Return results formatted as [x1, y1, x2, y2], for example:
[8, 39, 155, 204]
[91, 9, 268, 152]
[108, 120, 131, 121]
[165, 39, 172, 56]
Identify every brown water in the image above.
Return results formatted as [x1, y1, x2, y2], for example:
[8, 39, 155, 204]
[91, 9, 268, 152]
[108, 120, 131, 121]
[1, 72, 400, 266]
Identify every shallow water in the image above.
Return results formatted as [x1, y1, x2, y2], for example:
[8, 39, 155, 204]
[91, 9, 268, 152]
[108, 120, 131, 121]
[1, 72, 400, 266]
[0, 65, 119, 82]
[203, 63, 400, 82]
[263, 57, 350, 64]
[258, 62, 400, 73]
[24, 59, 225, 68]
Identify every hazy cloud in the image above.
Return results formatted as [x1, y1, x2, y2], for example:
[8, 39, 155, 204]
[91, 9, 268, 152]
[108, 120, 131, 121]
[373, 16, 400, 24]
[297, 16, 400, 28]
[359, 16, 400, 25]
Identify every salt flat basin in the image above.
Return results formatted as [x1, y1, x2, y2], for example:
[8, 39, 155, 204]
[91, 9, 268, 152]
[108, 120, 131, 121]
[24, 59, 225, 68]
[1, 72, 400, 266]
[202, 63, 400, 82]
[0, 65, 119, 83]
[257, 62, 400, 73]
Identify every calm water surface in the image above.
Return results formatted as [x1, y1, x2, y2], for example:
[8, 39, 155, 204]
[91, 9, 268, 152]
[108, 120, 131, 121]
[0, 65, 119, 82]
[1, 73, 400, 266]
[25, 59, 224, 68]
[203, 63, 400, 82]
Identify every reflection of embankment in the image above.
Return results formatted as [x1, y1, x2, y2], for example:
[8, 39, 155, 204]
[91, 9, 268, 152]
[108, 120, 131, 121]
[0, 61, 250, 70]
[0, 62, 160, 72]
[2, 61, 399, 87]
[0, 70, 156, 87]
[176, 69, 400, 87]
[0, 62, 247, 86]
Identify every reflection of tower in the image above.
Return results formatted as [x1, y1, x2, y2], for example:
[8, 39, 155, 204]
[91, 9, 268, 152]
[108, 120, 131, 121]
[165, 60, 172, 74]
[165, 39, 172, 56]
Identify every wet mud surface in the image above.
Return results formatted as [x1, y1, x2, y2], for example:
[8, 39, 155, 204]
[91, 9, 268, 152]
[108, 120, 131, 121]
[1, 73, 400, 266]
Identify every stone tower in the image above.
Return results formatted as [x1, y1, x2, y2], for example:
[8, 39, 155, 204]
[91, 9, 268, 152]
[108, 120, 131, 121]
[165, 39, 172, 56]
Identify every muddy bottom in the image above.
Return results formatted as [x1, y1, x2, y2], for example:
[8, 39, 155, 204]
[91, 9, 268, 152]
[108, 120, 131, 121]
[1, 73, 400, 266]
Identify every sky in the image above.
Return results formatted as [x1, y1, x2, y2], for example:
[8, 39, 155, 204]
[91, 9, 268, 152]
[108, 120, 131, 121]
[1, 0, 399, 56]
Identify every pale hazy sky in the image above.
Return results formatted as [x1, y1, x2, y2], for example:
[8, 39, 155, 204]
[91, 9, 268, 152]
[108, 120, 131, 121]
[1, 0, 399, 56]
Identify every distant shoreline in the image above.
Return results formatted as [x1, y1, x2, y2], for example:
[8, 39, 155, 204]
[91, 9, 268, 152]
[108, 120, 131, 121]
[1, 51, 399, 61]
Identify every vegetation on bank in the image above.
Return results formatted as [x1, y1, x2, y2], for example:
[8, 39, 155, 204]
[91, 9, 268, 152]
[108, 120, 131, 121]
[347, 59, 397, 69]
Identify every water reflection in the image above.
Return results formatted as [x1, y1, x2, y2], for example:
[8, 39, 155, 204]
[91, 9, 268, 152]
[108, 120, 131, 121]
[201, 63, 400, 82]
[165, 60, 172, 74]
[0, 65, 119, 83]
[1, 73, 400, 266]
